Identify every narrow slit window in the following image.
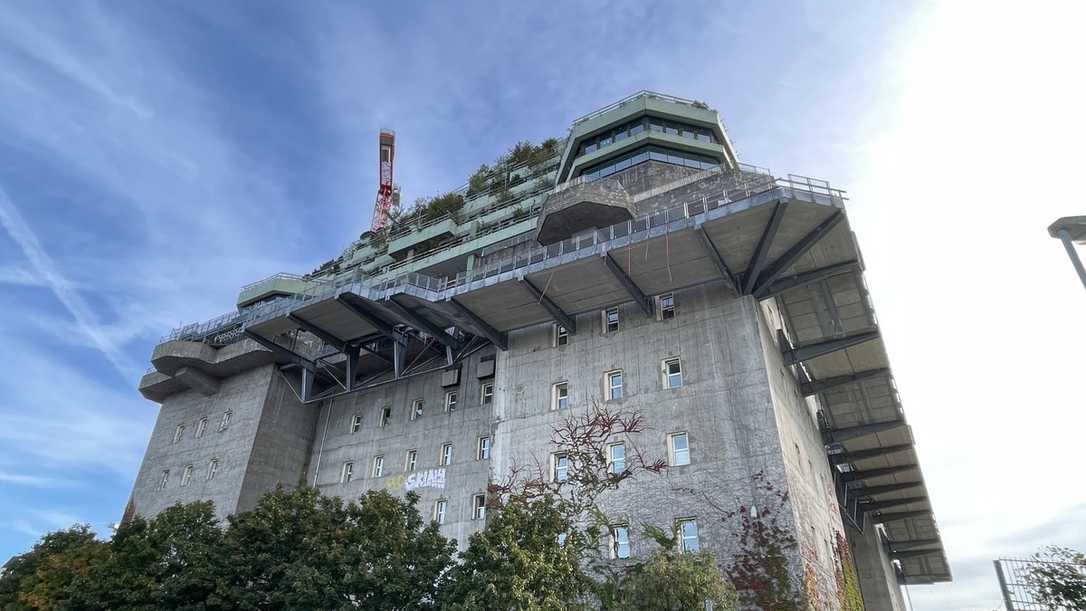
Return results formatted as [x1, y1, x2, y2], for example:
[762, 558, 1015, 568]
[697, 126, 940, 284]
[480, 383, 494, 405]
[372, 455, 384, 478]
[206, 458, 219, 481]
[181, 465, 193, 487]
[445, 391, 458, 413]
[441, 443, 453, 466]
[380, 407, 392, 427]
[611, 525, 631, 559]
[553, 453, 570, 482]
[411, 399, 423, 421]
[657, 293, 675, 320]
[472, 493, 486, 520]
[663, 358, 683, 389]
[477, 436, 491, 460]
[669, 432, 690, 466]
[194, 417, 208, 439]
[158, 470, 169, 490]
[677, 519, 699, 553]
[604, 307, 620, 333]
[609, 443, 626, 474]
[554, 324, 569, 346]
[607, 370, 623, 400]
[341, 461, 354, 484]
[405, 449, 417, 471]
[172, 424, 185, 444]
[553, 382, 569, 410]
[350, 414, 363, 433]
[219, 410, 232, 432]
[434, 499, 448, 525]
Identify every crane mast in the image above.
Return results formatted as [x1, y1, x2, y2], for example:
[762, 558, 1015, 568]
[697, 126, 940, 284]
[370, 129, 397, 231]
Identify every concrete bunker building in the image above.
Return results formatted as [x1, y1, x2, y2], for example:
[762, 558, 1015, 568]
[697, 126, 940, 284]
[132, 91, 950, 608]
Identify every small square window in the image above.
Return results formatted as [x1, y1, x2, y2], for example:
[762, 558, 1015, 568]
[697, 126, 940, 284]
[380, 407, 392, 427]
[611, 525, 630, 559]
[663, 358, 683, 389]
[341, 461, 354, 484]
[553, 383, 569, 410]
[194, 417, 208, 439]
[669, 433, 690, 466]
[219, 410, 232, 432]
[206, 458, 219, 482]
[181, 465, 193, 487]
[606, 370, 623, 401]
[609, 443, 626, 474]
[445, 391, 458, 413]
[372, 455, 384, 478]
[604, 307, 620, 333]
[472, 494, 486, 520]
[411, 399, 424, 421]
[553, 453, 569, 482]
[477, 436, 491, 461]
[172, 424, 185, 444]
[657, 293, 675, 320]
[434, 499, 448, 525]
[441, 443, 453, 466]
[480, 383, 494, 405]
[350, 414, 363, 433]
[677, 519, 699, 553]
[554, 324, 569, 347]
[405, 449, 417, 472]
[158, 470, 169, 490]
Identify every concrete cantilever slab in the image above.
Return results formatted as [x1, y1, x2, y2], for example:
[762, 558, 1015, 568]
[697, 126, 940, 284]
[536, 179, 634, 246]
[150, 339, 276, 380]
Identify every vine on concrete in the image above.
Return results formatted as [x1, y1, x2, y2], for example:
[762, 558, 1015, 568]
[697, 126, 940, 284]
[834, 531, 865, 611]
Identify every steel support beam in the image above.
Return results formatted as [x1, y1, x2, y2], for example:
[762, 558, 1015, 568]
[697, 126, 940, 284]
[752, 211, 845, 295]
[602, 253, 652, 316]
[756, 259, 860, 299]
[1056, 228, 1086, 290]
[869, 509, 931, 524]
[385, 297, 464, 349]
[848, 481, 924, 497]
[801, 367, 889, 396]
[889, 539, 943, 552]
[448, 298, 507, 351]
[334, 295, 404, 345]
[697, 227, 738, 295]
[840, 464, 919, 483]
[244, 330, 316, 373]
[829, 443, 914, 464]
[519, 277, 577, 334]
[742, 201, 787, 294]
[393, 338, 405, 378]
[859, 497, 928, 513]
[783, 330, 880, 366]
[288, 314, 347, 351]
[825, 419, 907, 443]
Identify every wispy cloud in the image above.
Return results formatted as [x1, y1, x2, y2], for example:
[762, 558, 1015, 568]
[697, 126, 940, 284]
[0, 471, 67, 488]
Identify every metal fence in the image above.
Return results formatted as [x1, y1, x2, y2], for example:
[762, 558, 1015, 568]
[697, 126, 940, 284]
[994, 557, 1086, 610]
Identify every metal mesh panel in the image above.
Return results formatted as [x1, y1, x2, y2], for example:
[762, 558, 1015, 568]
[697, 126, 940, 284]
[995, 557, 1086, 610]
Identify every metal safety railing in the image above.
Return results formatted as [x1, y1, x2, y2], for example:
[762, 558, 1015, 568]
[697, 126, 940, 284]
[994, 557, 1086, 610]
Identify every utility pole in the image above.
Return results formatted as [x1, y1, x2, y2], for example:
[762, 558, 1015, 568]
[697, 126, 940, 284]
[1048, 216, 1086, 291]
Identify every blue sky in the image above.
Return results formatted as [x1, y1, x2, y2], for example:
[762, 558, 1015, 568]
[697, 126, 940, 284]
[1, 2, 1084, 609]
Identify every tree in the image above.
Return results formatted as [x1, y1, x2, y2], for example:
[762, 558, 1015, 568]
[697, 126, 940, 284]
[1025, 546, 1086, 610]
[0, 525, 107, 611]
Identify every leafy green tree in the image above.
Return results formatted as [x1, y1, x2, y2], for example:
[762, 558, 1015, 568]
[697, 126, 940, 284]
[1025, 545, 1086, 610]
[0, 525, 107, 611]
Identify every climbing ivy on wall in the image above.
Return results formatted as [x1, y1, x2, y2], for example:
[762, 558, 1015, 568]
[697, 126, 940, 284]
[834, 531, 865, 611]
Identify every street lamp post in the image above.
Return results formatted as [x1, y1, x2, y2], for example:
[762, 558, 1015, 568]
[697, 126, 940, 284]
[1048, 216, 1086, 291]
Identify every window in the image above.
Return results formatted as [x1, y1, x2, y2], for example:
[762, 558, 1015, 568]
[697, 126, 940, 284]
[669, 433, 690, 466]
[480, 383, 494, 405]
[411, 399, 424, 421]
[206, 458, 219, 481]
[341, 461, 354, 484]
[380, 407, 392, 427]
[434, 499, 448, 525]
[657, 293, 675, 320]
[604, 307, 620, 333]
[372, 455, 384, 477]
[181, 465, 193, 487]
[606, 370, 623, 400]
[677, 519, 699, 553]
[194, 417, 208, 439]
[552, 382, 569, 410]
[350, 414, 363, 433]
[172, 424, 185, 444]
[554, 324, 569, 346]
[477, 436, 491, 460]
[219, 410, 232, 432]
[158, 470, 169, 490]
[405, 449, 417, 472]
[472, 494, 486, 520]
[609, 443, 626, 474]
[553, 453, 570, 482]
[663, 358, 683, 389]
[611, 525, 631, 559]
[441, 443, 453, 466]
[445, 391, 458, 413]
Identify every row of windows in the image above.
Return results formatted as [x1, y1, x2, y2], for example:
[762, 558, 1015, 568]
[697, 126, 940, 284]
[579, 146, 720, 183]
[548, 433, 689, 484]
[346, 383, 495, 434]
[549, 357, 682, 410]
[157, 458, 219, 490]
[604, 519, 700, 558]
[577, 117, 716, 157]
[340, 436, 492, 483]
[432, 494, 487, 524]
[172, 410, 232, 445]
[554, 294, 675, 348]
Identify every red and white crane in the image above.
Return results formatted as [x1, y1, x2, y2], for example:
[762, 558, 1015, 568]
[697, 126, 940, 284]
[370, 129, 397, 231]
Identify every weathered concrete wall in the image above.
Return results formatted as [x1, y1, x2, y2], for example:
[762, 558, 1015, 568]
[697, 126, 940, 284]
[850, 521, 907, 611]
[129, 365, 278, 520]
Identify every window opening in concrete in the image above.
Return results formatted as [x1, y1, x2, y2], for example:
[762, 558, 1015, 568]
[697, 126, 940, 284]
[219, 410, 232, 432]
[194, 417, 208, 439]
[341, 461, 354, 484]
[607, 370, 623, 400]
[206, 458, 218, 481]
[477, 436, 491, 460]
[435, 499, 447, 525]
[669, 433, 690, 466]
[181, 465, 193, 487]
[372, 455, 384, 478]
[173, 424, 184, 444]
[664, 358, 683, 389]
[445, 391, 458, 413]
[350, 414, 363, 433]
[158, 470, 169, 490]
[441, 443, 453, 466]
[406, 449, 417, 471]
[553, 382, 569, 410]
[411, 399, 423, 420]
[611, 525, 631, 559]
[657, 293, 675, 320]
[677, 519, 699, 553]
[554, 324, 569, 346]
[609, 443, 626, 474]
[481, 383, 494, 405]
[472, 493, 486, 520]
[553, 453, 570, 482]
[604, 307, 620, 333]
[380, 407, 392, 427]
